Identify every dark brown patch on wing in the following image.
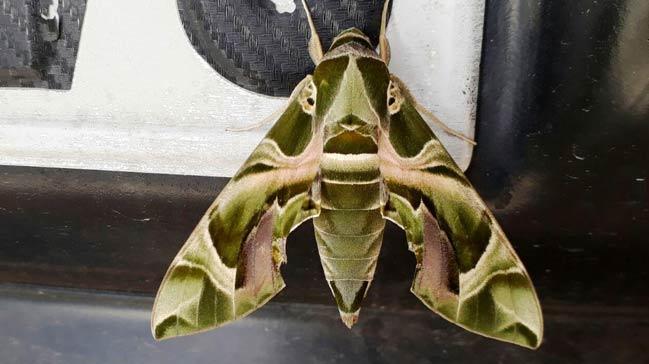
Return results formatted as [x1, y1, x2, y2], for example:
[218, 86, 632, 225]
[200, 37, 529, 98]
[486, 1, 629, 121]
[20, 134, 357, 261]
[235, 208, 278, 293]
[412, 205, 460, 297]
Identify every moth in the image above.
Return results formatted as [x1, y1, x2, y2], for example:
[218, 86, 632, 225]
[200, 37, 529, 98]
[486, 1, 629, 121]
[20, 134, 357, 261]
[151, 0, 543, 349]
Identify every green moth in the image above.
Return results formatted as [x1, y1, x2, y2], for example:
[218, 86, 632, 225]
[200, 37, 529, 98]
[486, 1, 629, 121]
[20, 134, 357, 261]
[151, 0, 543, 349]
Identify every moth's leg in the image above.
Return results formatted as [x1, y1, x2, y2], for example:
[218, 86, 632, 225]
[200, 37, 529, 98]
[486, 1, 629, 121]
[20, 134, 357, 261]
[379, 0, 391, 65]
[300, 0, 323, 64]
[226, 106, 284, 132]
[393, 76, 477, 145]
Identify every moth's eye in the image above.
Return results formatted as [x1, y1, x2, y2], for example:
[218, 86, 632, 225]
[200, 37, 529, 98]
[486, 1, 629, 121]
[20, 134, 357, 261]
[387, 81, 403, 115]
[300, 81, 317, 114]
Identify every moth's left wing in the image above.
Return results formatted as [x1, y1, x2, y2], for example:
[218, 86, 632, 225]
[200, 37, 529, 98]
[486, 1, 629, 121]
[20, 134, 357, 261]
[152, 77, 322, 340]
[379, 76, 543, 349]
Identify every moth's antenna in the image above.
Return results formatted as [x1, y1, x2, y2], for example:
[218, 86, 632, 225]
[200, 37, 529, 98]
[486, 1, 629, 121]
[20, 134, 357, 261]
[300, 0, 324, 64]
[379, 0, 391, 64]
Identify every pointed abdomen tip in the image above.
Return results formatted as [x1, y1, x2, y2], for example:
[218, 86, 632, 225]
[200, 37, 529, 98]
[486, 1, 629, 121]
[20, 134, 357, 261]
[339, 310, 360, 329]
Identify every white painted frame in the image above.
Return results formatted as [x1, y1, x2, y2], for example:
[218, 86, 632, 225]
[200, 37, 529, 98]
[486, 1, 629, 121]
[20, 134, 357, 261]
[0, 0, 484, 177]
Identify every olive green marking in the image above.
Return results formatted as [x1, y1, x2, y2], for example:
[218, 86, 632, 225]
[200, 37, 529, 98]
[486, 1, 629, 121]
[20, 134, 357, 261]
[357, 57, 390, 117]
[424, 166, 471, 187]
[314, 56, 350, 116]
[329, 280, 370, 313]
[266, 100, 313, 157]
[388, 100, 436, 158]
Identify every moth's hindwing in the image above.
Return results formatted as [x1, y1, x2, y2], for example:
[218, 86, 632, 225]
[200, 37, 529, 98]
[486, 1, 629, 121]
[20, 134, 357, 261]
[379, 76, 543, 349]
[151, 77, 322, 340]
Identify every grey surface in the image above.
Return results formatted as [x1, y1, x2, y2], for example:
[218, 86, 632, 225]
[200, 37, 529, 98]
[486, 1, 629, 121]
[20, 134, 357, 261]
[0, 0, 86, 89]
[2, 285, 648, 364]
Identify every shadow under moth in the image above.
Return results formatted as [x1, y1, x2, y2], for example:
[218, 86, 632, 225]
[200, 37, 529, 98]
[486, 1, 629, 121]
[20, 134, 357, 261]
[151, 0, 543, 349]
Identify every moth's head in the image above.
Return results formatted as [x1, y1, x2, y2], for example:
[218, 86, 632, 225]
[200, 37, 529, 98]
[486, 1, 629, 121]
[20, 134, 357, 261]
[309, 28, 391, 151]
[328, 28, 376, 54]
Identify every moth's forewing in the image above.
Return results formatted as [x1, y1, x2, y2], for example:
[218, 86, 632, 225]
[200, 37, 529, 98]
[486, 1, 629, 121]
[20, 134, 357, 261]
[379, 76, 543, 349]
[151, 77, 322, 340]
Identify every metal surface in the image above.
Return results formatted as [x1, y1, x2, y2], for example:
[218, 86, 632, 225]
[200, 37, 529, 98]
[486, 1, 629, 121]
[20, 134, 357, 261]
[0, 0, 86, 89]
[2, 285, 648, 364]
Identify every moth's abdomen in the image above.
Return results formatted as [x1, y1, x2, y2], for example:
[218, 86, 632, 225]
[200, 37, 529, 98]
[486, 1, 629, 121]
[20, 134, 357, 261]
[313, 153, 386, 327]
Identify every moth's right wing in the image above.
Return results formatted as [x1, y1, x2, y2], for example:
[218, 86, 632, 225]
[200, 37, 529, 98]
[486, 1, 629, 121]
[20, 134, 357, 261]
[151, 77, 322, 340]
[379, 76, 543, 349]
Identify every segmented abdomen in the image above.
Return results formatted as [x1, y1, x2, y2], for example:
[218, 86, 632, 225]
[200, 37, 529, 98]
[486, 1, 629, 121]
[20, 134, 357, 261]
[313, 152, 385, 326]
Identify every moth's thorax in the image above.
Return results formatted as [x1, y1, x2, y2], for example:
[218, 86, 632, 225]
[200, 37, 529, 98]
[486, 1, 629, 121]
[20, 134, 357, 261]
[312, 29, 391, 154]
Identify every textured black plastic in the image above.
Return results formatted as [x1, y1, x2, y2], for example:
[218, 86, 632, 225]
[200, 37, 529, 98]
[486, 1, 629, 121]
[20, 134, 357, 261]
[177, 0, 388, 96]
[0, 0, 86, 89]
